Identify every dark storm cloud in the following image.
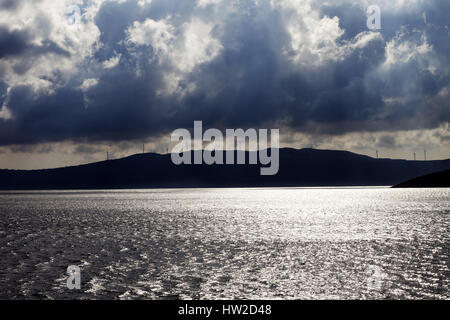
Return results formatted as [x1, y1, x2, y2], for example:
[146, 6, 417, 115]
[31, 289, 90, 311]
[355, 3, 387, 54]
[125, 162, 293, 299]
[0, 26, 70, 60]
[0, 26, 30, 59]
[0, 0, 449, 146]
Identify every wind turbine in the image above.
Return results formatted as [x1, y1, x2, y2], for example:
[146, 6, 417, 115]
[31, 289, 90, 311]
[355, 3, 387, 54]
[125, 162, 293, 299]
[106, 145, 111, 161]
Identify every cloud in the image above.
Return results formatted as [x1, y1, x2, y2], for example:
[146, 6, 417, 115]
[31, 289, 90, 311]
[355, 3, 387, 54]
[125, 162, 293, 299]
[0, 0, 21, 11]
[80, 78, 99, 92]
[0, 0, 448, 148]
[377, 135, 396, 148]
[126, 18, 175, 52]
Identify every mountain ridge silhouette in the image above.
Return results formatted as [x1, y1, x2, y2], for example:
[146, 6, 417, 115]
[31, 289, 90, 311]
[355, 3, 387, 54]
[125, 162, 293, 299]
[0, 148, 449, 189]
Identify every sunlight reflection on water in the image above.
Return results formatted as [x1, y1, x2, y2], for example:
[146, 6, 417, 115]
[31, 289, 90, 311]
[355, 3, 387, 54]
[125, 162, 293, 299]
[0, 188, 448, 299]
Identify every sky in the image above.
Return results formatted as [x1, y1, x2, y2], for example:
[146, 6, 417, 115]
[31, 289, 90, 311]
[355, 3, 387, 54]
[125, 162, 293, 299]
[0, 0, 449, 169]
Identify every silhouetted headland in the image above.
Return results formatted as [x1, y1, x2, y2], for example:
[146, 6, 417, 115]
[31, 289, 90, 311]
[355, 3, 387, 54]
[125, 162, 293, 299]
[0, 148, 449, 190]
[392, 169, 450, 188]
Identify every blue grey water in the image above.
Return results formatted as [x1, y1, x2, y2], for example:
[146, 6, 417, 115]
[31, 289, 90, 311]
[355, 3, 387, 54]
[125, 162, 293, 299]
[0, 188, 448, 300]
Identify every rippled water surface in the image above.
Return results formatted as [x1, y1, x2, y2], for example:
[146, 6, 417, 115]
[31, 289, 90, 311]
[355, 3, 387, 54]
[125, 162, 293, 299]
[0, 188, 448, 299]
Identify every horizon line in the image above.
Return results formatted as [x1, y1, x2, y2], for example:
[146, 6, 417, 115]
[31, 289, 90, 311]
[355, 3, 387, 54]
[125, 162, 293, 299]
[1, 147, 447, 172]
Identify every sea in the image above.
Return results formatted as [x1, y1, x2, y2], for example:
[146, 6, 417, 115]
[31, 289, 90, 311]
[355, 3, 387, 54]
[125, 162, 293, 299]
[0, 188, 448, 299]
